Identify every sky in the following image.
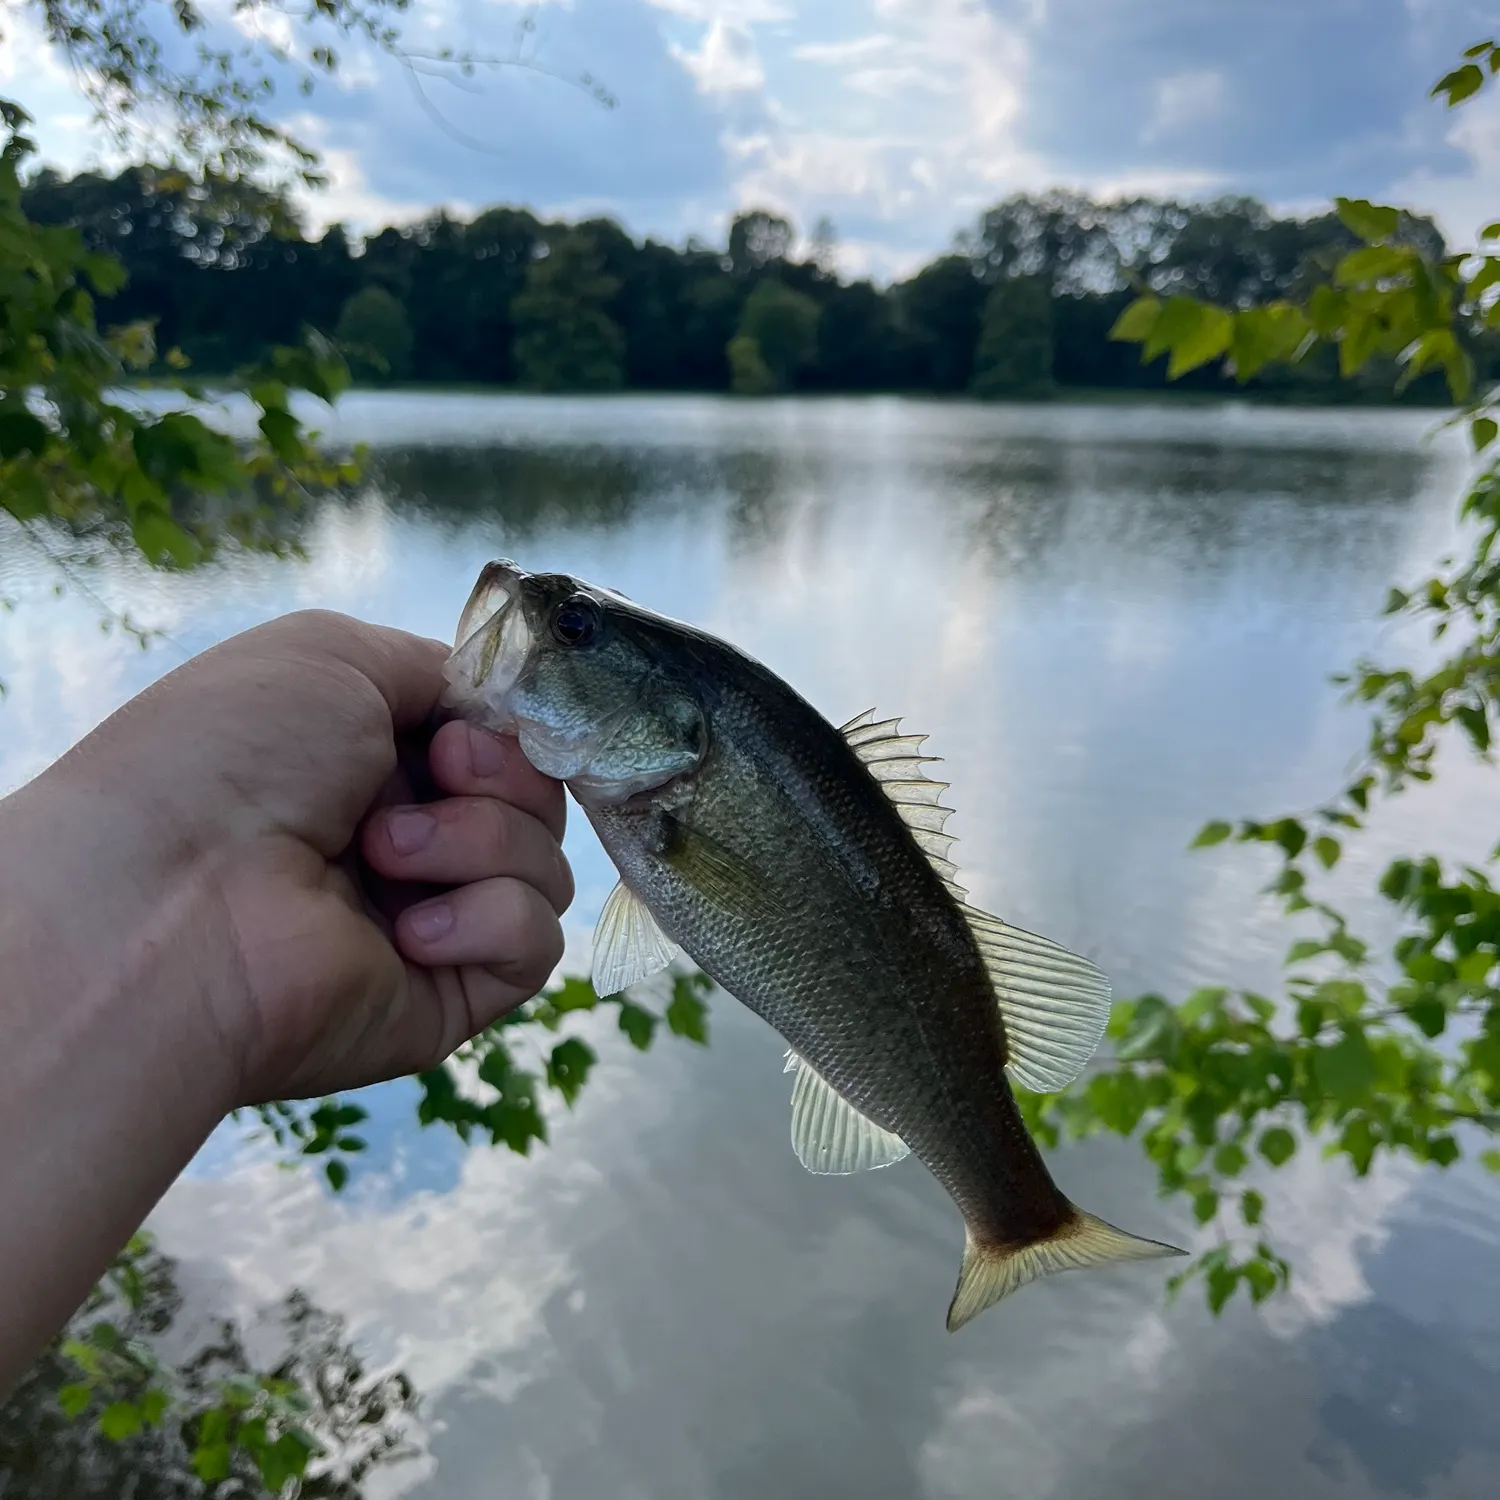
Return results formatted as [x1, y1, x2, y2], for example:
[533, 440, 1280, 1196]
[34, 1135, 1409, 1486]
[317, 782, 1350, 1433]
[4, 0, 1500, 279]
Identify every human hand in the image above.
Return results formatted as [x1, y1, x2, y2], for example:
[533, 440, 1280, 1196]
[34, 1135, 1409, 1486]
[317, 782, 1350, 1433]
[20, 609, 572, 1109]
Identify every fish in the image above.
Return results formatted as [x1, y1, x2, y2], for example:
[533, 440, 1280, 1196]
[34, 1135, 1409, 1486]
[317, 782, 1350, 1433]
[440, 559, 1185, 1330]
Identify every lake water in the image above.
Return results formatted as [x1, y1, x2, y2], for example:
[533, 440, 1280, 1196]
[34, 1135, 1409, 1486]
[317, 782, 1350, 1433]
[4, 394, 1499, 1499]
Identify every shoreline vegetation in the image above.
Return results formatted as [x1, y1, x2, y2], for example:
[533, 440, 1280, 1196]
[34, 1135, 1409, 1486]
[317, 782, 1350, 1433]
[25, 171, 1485, 409]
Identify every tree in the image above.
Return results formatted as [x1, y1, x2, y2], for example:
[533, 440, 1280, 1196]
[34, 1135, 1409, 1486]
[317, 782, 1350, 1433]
[1017, 41, 1500, 1315]
[0, 1233, 418, 1495]
[970, 275, 1054, 398]
[732, 278, 819, 392]
[727, 334, 776, 395]
[727, 209, 794, 277]
[334, 286, 414, 382]
[511, 231, 626, 392]
[894, 255, 987, 392]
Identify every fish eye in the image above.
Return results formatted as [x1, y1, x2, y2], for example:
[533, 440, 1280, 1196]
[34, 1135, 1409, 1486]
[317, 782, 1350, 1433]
[550, 594, 603, 649]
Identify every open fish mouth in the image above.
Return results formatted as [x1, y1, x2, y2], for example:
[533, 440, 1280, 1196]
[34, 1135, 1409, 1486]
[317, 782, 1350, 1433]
[441, 558, 534, 730]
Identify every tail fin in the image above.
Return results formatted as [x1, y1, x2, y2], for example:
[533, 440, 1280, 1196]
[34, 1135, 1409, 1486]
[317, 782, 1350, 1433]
[946, 1209, 1186, 1332]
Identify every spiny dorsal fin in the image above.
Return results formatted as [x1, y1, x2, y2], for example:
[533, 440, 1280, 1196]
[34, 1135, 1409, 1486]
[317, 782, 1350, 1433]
[960, 903, 1112, 1093]
[784, 1050, 911, 1174]
[838, 709, 966, 901]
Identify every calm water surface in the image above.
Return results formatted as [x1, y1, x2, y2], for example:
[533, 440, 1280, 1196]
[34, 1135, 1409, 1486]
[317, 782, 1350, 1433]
[4, 395, 1498, 1499]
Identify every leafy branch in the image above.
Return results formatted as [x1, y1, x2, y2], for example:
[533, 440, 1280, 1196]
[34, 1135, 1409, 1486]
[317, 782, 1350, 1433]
[1023, 43, 1500, 1315]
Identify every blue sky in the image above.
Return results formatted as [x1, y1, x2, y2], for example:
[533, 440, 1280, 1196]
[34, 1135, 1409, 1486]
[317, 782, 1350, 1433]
[5, 0, 1500, 278]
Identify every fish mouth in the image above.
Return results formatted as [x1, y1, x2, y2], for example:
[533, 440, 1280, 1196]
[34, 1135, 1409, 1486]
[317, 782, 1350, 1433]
[441, 558, 534, 728]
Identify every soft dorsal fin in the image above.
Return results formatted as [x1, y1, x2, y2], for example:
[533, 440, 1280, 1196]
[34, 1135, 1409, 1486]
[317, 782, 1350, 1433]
[784, 1050, 911, 1174]
[592, 880, 681, 997]
[839, 709, 1110, 1091]
[960, 903, 1112, 1093]
[839, 709, 966, 900]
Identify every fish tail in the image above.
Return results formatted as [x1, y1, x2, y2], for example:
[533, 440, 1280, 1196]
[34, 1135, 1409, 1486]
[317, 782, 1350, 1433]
[946, 1207, 1186, 1332]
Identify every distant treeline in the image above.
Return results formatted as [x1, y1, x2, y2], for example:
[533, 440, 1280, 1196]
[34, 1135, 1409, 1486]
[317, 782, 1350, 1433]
[21, 168, 1483, 401]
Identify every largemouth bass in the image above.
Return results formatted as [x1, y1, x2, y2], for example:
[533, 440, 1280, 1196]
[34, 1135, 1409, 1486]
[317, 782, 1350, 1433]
[441, 560, 1184, 1329]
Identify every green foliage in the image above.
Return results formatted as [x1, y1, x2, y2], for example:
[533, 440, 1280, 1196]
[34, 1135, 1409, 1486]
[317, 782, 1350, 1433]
[511, 232, 626, 392]
[1032, 42, 1500, 1317]
[732, 279, 820, 391]
[245, 970, 713, 1179]
[970, 275, 1054, 398]
[1, 1233, 417, 1496]
[334, 286, 413, 382]
[0, 107, 358, 576]
[727, 334, 776, 395]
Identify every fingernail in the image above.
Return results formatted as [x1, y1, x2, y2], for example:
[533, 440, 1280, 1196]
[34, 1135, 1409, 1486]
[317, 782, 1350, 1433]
[386, 808, 435, 856]
[468, 727, 508, 780]
[407, 900, 454, 942]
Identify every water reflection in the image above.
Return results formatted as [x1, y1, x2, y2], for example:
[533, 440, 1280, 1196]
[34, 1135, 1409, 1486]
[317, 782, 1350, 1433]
[0, 1238, 419, 1499]
[2, 395, 1496, 1499]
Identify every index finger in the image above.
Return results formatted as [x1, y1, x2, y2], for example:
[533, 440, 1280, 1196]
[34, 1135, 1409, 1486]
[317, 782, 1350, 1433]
[429, 719, 567, 842]
[258, 610, 450, 732]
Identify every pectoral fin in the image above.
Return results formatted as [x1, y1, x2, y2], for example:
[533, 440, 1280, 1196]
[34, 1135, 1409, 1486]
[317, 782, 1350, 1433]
[659, 813, 784, 923]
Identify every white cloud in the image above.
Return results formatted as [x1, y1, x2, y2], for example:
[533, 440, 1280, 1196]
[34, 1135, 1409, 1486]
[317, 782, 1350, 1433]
[1142, 67, 1227, 145]
[698, 0, 1043, 278]
[792, 34, 895, 65]
[1388, 90, 1500, 251]
[284, 114, 475, 234]
[673, 18, 766, 93]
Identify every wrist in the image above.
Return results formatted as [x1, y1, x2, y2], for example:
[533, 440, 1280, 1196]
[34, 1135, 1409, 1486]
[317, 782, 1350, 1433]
[0, 764, 248, 1121]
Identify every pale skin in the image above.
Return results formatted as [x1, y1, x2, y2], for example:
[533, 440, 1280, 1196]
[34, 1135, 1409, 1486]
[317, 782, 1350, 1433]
[0, 610, 574, 1394]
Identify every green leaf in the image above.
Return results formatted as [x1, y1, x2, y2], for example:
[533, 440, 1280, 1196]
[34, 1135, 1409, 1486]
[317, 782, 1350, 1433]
[1406, 998, 1446, 1037]
[139, 1387, 169, 1427]
[0, 407, 50, 458]
[57, 1382, 92, 1418]
[546, 1037, 596, 1106]
[1313, 1029, 1377, 1105]
[1306, 284, 1348, 337]
[1259, 1126, 1297, 1166]
[1334, 197, 1400, 243]
[1472, 416, 1498, 452]
[1108, 295, 1162, 343]
[1314, 837, 1341, 870]
[192, 1440, 233, 1483]
[131, 511, 199, 569]
[1481, 1149, 1500, 1172]
[665, 980, 710, 1043]
[1286, 938, 1326, 965]
[1432, 64, 1485, 105]
[1334, 245, 1414, 286]
[1206, 1260, 1239, 1315]
[1241, 1189, 1265, 1226]
[1456, 704, 1490, 751]
[548, 976, 599, 1013]
[99, 1401, 143, 1441]
[1228, 302, 1310, 380]
[258, 407, 303, 463]
[1191, 820, 1233, 849]
[1213, 1142, 1248, 1177]
[1427, 1135, 1460, 1168]
[1192, 1189, 1219, 1224]
[1141, 297, 1234, 378]
[325, 1159, 348, 1191]
[617, 1001, 657, 1050]
[257, 1429, 316, 1490]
